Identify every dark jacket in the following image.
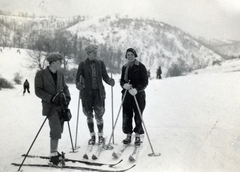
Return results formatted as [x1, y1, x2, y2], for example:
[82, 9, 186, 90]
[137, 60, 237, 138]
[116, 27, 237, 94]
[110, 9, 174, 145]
[23, 80, 29, 87]
[35, 67, 70, 116]
[76, 58, 113, 101]
[120, 60, 148, 92]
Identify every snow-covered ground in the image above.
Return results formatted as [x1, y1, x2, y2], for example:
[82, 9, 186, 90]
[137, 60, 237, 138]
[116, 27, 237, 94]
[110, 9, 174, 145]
[1, 48, 240, 172]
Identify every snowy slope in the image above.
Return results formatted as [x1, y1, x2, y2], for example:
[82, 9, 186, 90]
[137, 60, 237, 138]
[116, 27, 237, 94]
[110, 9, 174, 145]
[1, 49, 240, 172]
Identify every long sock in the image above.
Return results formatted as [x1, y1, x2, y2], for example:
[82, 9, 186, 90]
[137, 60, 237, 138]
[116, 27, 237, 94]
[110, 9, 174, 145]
[97, 123, 103, 134]
[50, 139, 59, 154]
[87, 122, 94, 133]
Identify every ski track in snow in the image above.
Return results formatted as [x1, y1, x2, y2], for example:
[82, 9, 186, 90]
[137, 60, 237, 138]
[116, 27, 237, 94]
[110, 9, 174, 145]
[1, 48, 240, 171]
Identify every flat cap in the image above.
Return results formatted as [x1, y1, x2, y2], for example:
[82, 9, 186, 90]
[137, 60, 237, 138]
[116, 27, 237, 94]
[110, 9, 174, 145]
[46, 53, 63, 63]
[85, 45, 98, 54]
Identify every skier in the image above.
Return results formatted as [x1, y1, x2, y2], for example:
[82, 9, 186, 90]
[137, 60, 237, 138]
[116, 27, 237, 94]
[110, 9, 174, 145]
[23, 79, 30, 95]
[34, 53, 71, 166]
[120, 48, 148, 146]
[156, 66, 162, 79]
[75, 44, 115, 145]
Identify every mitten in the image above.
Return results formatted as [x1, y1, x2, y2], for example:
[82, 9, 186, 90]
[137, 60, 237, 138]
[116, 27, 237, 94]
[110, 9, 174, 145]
[123, 83, 132, 90]
[129, 88, 137, 96]
[109, 79, 115, 86]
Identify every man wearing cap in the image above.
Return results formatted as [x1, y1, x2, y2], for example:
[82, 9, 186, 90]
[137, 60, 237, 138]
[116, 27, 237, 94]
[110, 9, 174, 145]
[76, 44, 115, 145]
[35, 53, 71, 166]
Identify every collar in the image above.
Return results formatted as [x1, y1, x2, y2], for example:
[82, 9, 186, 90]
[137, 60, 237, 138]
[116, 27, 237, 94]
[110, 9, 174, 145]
[124, 59, 139, 67]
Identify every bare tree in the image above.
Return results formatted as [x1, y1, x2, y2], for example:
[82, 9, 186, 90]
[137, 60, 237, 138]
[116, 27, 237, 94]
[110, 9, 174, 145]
[26, 50, 47, 70]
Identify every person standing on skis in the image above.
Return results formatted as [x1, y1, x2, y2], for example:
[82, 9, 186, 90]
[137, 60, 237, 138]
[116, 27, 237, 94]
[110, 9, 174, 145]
[75, 44, 115, 145]
[120, 48, 148, 146]
[35, 53, 71, 166]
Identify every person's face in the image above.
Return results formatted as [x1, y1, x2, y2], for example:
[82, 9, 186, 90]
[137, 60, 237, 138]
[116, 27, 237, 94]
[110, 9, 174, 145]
[126, 52, 135, 62]
[52, 60, 62, 70]
[88, 50, 98, 60]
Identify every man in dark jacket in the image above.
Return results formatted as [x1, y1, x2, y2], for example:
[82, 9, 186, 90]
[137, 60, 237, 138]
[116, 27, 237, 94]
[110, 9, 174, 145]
[76, 45, 115, 145]
[120, 48, 148, 146]
[35, 53, 71, 166]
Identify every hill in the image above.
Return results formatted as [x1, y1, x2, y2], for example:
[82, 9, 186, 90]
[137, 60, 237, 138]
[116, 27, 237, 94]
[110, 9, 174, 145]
[67, 15, 223, 76]
[0, 14, 225, 77]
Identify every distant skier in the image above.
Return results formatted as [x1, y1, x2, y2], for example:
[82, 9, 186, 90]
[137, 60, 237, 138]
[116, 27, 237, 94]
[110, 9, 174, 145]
[120, 48, 148, 146]
[23, 79, 30, 95]
[156, 66, 162, 79]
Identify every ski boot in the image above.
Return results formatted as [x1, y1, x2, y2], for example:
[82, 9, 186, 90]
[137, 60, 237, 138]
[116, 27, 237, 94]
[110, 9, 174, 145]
[49, 151, 65, 167]
[134, 137, 141, 146]
[88, 135, 96, 145]
[123, 135, 131, 144]
[98, 136, 105, 145]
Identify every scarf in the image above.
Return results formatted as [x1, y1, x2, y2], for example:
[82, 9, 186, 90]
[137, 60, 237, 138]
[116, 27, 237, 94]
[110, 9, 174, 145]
[124, 59, 138, 82]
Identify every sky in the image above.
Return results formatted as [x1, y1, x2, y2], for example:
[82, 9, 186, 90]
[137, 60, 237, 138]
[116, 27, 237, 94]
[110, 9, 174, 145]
[1, 0, 240, 40]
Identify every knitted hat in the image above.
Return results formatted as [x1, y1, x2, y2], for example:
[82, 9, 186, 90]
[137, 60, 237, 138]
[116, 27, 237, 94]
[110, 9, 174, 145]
[125, 48, 138, 58]
[46, 53, 63, 63]
[85, 45, 98, 54]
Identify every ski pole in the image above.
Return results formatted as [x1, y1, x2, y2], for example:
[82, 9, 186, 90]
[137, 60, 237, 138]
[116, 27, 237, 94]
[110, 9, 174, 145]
[18, 115, 49, 171]
[133, 95, 161, 157]
[111, 73, 114, 144]
[68, 121, 77, 153]
[15, 89, 23, 96]
[74, 90, 81, 150]
[103, 89, 128, 150]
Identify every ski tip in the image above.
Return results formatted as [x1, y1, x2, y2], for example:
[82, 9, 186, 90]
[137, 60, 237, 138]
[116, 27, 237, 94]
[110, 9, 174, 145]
[112, 152, 119, 159]
[129, 155, 135, 162]
[92, 154, 98, 160]
[83, 154, 88, 160]
[126, 164, 136, 171]
[109, 159, 123, 167]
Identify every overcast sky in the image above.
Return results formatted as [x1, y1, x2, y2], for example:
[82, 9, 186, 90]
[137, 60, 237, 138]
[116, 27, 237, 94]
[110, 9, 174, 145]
[1, 0, 240, 41]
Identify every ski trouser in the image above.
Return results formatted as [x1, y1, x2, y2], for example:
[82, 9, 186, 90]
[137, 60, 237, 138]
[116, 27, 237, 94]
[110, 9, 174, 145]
[81, 89, 105, 135]
[48, 106, 64, 140]
[122, 91, 146, 135]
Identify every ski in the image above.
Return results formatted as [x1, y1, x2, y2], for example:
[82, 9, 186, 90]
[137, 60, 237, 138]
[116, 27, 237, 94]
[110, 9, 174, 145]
[22, 153, 122, 167]
[128, 137, 144, 162]
[92, 137, 106, 160]
[11, 163, 136, 172]
[112, 144, 129, 158]
[83, 144, 94, 160]
[129, 145, 141, 162]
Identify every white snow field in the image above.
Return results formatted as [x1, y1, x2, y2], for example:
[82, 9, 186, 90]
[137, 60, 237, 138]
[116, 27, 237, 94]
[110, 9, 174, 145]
[0, 48, 240, 172]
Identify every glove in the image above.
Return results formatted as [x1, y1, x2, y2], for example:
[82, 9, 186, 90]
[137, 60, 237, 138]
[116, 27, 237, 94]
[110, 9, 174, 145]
[76, 82, 85, 90]
[123, 83, 132, 90]
[129, 88, 137, 96]
[109, 79, 115, 86]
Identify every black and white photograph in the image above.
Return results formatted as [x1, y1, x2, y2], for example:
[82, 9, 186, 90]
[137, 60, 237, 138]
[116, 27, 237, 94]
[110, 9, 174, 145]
[0, 0, 240, 171]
